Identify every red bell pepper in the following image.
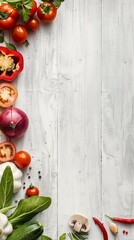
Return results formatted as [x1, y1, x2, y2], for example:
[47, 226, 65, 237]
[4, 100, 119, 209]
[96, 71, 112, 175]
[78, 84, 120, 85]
[0, 46, 24, 82]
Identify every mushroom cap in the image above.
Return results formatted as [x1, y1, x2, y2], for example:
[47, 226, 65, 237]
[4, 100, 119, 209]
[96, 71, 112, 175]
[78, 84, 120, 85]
[69, 213, 90, 233]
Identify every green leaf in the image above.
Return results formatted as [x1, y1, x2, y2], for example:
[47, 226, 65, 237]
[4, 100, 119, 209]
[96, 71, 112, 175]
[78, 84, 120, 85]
[53, 0, 61, 8]
[41, 235, 52, 240]
[6, 43, 17, 50]
[0, 36, 4, 43]
[8, 196, 51, 227]
[0, 206, 16, 214]
[0, 166, 13, 209]
[59, 233, 66, 240]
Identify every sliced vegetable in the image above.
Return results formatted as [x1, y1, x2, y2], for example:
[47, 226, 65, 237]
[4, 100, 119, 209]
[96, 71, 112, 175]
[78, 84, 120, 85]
[7, 221, 43, 240]
[26, 184, 39, 197]
[0, 141, 16, 162]
[0, 166, 13, 209]
[37, 2, 57, 23]
[14, 151, 31, 169]
[8, 196, 51, 227]
[0, 46, 24, 82]
[0, 212, 13, 239]
[12, 25, 28, 44]
[69, 214, 90, 233]
[0, 83, 18, 108]
[0, 3, 19, 30]
[0, 107, 29, 138]
[0, 162, 23, 193]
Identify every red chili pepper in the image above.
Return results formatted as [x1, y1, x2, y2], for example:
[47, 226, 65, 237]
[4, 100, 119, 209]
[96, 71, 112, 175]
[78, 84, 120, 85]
[0, 46, 24, 82]
[93, 217, 108, 240]
[106, 215, 134, 224]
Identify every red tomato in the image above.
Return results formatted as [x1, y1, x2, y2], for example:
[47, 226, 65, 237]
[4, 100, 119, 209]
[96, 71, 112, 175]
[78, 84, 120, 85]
[0, 141, 16, 162]
[12, 25, 28, 44]
[0, 4, 19, 30]
[26, 17, 39, 31]
[14, 151, 31, 169]
[37, 2, 57, 23]
[30, 0, 37, 16]
[26, 185, 39, 197]
[0, 83, 18, 108]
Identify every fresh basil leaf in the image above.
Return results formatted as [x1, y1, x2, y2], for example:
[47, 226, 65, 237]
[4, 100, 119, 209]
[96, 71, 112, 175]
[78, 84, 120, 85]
[0, 36, 4, 43]
[6, 43, 17, 50]
[0, 166, 13, 209]
[41, 235, 52, 240]
[8, 196, 51, 226]
[59, 233, 66, 240]
[0, 206, 15, 214]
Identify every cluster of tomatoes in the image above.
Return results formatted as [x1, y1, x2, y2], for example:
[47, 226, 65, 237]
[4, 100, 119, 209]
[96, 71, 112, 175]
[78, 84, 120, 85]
[0, 1, 57, 44]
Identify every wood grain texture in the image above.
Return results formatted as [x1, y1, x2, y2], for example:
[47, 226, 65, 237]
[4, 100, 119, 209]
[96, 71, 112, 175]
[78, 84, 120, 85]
[57, 0, 102, 238]
[102, 0, 134, 238]
[0, 0, 134, 239]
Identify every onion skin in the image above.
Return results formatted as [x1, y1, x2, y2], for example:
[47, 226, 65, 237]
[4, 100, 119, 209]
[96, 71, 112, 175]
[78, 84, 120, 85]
[0, 107, 29, 138]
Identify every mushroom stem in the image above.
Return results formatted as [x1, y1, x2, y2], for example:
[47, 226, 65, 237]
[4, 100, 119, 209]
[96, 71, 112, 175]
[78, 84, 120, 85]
[73, 222, 83, 232]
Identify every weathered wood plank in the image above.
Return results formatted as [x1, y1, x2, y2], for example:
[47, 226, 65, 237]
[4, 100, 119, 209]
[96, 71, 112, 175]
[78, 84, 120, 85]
[57, 0, 102, 238]
[102, 0, 134, 238]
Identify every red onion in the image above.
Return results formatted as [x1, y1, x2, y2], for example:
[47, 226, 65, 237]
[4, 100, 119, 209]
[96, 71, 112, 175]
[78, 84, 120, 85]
[0, 107, 29, 138]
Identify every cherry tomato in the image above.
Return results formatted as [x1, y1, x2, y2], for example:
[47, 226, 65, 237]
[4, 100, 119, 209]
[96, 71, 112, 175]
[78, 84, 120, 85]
[14, 151, 31, 169]
[12, 25, 28, 44]
[37, 2, 57, 23]
[26, 184, 39, 197]
[0, 141, 16, 162]
[26, 17, 39, 31]
[0, 4, 19, 30]
[30, 0, 37, 16]
[0, 83, 18, 108]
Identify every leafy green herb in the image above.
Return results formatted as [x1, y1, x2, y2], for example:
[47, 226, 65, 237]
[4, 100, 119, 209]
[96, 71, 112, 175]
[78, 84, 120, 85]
[60, 232, 88, 240]
[0, 206, 16, 214]
[5, 0, 33, 21]
[8, 196, 51, 227]
[41, 235, 52, 240]
[59, 233, 66, 240]
[0, 36, 4, 43]
[6, 43, 16, 50]
[0, 166, 13, 209]
[42, 0, 64, 8]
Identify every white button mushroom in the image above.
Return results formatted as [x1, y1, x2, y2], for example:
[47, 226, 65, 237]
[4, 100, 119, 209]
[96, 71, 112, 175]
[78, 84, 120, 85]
[69, 214, 90, 233]
[0, 162, 23, 193]
[0, 212, 13, 240]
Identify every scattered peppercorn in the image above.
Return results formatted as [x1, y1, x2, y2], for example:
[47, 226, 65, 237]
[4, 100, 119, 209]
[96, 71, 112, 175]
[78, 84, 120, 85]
[39, 175, 42, 179]
[38, 171, 41, 174]
[123, 230, 126, 234]
[23, 186, 25, 189]
[28, 176, 31, 179]
[23, 182, 25, 185]
[15, 200, 18, 203]
[29, 166, 32, 170]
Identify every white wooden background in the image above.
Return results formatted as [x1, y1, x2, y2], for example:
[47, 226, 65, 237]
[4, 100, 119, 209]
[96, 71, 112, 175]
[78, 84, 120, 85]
[1, 0, 134, 239]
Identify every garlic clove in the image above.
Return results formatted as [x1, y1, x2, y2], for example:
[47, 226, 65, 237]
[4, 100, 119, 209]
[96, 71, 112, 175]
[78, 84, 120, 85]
[109, 222, 118, 235]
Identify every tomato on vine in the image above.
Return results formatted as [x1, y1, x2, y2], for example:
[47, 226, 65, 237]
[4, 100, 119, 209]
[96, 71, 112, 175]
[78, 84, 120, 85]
[0, 4, 19, 30]
[26, 17, 39, 31]
[12, 25, 28, 44]
[26, 184, 40, 197]
[13, 151, 31, 169]
[37, 2, 57, 23]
